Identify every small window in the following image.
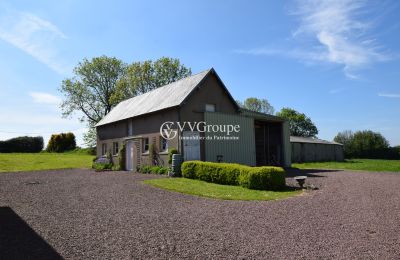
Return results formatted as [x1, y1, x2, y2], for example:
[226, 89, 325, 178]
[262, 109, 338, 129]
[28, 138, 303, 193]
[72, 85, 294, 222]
[143, 138, 149, 152]
[205, 104, 216, 112]
[102, 143, 107, 155]
[112, 142, 119, 155]
[160, 137, 168, 152]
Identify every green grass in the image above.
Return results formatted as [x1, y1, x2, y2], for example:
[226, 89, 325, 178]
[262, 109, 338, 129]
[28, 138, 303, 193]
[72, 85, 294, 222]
[0, 153, 95, 172]
[143, 177, 301, 201]
[293, 159, 400, 172]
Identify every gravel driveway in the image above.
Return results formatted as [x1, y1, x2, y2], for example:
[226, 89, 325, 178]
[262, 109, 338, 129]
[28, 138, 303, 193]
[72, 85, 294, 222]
[0, 168, 399, 259]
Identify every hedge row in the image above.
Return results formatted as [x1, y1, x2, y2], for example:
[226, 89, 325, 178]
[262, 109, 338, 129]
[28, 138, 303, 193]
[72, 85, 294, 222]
[0, 136, 44, 153]
[181, 161, 285, 190]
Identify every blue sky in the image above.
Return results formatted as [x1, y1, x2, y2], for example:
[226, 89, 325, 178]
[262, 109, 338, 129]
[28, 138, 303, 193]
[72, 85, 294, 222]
[0, 0, 399, 146]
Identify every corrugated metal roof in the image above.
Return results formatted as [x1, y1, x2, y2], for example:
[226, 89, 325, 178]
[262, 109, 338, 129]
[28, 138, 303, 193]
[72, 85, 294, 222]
[290, 136, 343, 145]
[240, 108, 285, 122]
[96, 69, 211, 126]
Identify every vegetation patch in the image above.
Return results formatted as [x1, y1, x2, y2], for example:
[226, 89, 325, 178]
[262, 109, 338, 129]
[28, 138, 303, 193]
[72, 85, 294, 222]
[144, 178, 300, 201]
[181, 161, 286, 190]
[138, 165, 169, 175]
[0, 152, 94, 172]
[293, 159, 400, 172]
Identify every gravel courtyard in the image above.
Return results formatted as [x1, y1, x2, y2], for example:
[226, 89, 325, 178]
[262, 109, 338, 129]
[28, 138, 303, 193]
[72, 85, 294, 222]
[0, 169, 399, 259]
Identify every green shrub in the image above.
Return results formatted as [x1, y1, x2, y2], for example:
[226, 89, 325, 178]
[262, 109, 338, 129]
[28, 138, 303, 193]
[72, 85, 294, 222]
[168, 148, 179, 164]
[138, 165, 169, 175]
[92, 162, 113, 171]
[182, 161, 285, 190]
[0, 136, 44, 153]
[46, 132, 76, 152]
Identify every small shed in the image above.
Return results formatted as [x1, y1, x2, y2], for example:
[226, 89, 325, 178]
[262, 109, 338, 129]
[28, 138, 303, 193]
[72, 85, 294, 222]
[290, 136, 344, 163]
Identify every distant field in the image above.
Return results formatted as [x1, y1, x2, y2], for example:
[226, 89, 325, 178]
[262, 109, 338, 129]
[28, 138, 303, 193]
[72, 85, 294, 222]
[293, 159, 400, 172]
[0, 152, 95, 172]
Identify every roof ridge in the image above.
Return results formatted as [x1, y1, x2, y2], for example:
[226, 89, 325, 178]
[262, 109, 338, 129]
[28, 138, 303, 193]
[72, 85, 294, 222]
[120, 68, 212, 104]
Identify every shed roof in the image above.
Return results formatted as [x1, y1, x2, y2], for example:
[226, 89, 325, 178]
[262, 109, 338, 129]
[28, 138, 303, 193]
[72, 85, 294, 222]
[290, 136, 343, 145]
[96, 69, 212, 126]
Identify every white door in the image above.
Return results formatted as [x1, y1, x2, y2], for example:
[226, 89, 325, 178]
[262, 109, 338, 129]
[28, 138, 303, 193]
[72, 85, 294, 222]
[126, 141, 134, 171]
[183, 131, 200, 161]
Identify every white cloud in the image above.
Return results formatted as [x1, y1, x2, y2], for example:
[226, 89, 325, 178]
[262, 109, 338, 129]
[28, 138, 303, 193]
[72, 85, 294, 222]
[292, 0, 390, 78]
[29, 92, 61, 105]
[0, 11, 69, 74]
[378, 93, 400, 98]
[236, 0, 391, 78]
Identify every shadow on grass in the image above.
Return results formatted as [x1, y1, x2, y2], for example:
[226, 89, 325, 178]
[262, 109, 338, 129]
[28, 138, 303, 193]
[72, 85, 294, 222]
[0, 207, 62, 259]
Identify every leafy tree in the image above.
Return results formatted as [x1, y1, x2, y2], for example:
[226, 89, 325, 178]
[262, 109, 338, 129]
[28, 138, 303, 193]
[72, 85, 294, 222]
[111, 57, 191, 103]
[83, 127, 97, 148]
[47, 132, 76, 152]
[276, 107, 318, 137]
[60, 56, 191, 146]
[334, 130, 392, 158]
[334, 130, 354, 157]
[60, 56, 127, 127]
[238, 97, 275, 115]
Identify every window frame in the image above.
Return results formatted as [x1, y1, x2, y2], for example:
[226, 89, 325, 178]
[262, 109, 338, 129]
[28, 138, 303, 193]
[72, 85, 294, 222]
[143, 138, 149, 152]
[112, 142, 119, 156]
[160, 136, 168, 152]
[205, 103, 216, 112]
[102, 143, 107, 156]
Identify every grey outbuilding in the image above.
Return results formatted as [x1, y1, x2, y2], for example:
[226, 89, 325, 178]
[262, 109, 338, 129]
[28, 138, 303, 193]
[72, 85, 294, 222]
[290, 136, 344, 163]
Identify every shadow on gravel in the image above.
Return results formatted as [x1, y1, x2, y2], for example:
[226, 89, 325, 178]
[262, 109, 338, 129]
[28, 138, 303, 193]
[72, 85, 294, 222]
[285, 168, 341, 178]
[0, 207, 62, 259]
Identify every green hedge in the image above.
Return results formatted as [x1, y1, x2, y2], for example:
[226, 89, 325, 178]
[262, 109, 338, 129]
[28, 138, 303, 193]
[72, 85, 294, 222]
[0, 136, 44, 153]
[181, 161, 285, 190]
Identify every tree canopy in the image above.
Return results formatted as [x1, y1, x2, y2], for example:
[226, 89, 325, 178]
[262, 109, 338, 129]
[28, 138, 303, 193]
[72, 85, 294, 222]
[276, 107, 318, 137]
[59, 56, 191, 147]
[334, 130, 392, 158]
[111, 57, 191, 104]
[237, 97, 275, 115]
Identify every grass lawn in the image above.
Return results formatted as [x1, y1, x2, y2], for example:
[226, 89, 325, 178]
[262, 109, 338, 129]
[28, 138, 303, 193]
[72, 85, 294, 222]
[144, 177, 301, 201]
[293, 159, 400, 172]
[0, 153, 95, 172]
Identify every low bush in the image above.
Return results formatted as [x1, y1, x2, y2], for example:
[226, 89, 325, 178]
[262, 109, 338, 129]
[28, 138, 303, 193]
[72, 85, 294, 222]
[138, 165, 169, 175]
[0, 136, 44, 153]
[181, 161, 285, 190]
[92, 153, 113, 171]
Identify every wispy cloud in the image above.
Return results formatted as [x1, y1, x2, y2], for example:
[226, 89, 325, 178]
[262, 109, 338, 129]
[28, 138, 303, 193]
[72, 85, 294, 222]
[236, 0, 392, 79]
[29, 92, 61, 105]
[378, 93, 400, 98]
[0, 11, 69, 74]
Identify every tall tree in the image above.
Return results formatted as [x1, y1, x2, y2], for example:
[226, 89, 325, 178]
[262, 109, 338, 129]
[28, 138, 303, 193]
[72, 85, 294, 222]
[60, 56, 127, 126]
[277, 107, 318, 137]
[60, 56, 191, 147]
[238, 97, 275, 115]
[111, 57, 191, 103]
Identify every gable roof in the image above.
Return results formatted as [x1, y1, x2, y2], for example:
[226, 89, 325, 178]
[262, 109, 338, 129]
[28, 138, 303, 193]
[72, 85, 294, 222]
[96, 69, 214, 127]
[290, 136, 343, 145]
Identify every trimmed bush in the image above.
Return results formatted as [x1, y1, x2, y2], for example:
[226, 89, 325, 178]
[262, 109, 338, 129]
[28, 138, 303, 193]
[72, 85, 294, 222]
[46, 132, 76, 152]
[0, 136, 44, 153]
[182, 161, 285, 190]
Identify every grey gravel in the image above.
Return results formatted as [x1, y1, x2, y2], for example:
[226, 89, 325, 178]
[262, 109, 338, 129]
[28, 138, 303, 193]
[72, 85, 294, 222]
[0, 169, 399, 259]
